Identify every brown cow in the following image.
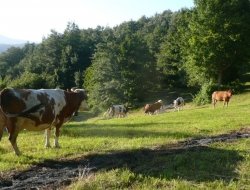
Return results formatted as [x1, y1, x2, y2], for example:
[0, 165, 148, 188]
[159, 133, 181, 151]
[212, 90, 232, 108]
[144, 100, 163, 115]
[0, 88, 87, 155]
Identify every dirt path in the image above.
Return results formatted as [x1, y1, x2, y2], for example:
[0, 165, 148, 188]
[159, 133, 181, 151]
[0, 128, 249, 190]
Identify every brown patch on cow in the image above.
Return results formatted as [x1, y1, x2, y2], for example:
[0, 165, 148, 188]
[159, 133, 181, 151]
[37, 93, 55, 124]
[0, 89, 27, 114]
[58, 91, 85, 121]
[22, 90, 32, 101]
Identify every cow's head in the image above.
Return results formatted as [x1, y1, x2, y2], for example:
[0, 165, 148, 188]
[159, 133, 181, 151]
[73, 89, 88, 114]
[227, 89, 233, 97]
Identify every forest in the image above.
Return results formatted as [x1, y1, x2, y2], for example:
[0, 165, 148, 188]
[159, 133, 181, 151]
[0, 0, 249, 112]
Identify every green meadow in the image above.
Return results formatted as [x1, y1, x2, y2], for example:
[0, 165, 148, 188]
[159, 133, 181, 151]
[0, 91, 250, 189]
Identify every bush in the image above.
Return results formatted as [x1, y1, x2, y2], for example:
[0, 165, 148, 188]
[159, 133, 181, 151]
[193, 81, 216, 106]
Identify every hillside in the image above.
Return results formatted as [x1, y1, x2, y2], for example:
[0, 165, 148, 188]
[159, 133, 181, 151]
[0, 89, 249, 189]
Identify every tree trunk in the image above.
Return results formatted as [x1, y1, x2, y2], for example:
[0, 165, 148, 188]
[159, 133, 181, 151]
[217, 70, 223, 86]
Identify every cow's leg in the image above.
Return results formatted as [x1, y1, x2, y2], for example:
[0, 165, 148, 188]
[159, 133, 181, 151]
[0, 125, 3, 141]
[212, 99, 216, 108]
[223, 100, 227, 108]
[8, 127, 21, 156]
[45, 128, 51, 148]
[54, 125, 62, 148]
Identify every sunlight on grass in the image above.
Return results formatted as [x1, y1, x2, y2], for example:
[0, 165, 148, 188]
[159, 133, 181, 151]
[0, 91, 250, 189]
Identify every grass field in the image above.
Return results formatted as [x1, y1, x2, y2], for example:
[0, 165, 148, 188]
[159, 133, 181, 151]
[0, 90, 250, 189]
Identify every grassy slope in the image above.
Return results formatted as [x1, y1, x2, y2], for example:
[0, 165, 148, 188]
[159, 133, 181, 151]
[0, 91, 250, 189]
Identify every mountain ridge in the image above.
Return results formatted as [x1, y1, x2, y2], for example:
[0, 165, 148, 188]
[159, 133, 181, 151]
[0, 35, 28, 44]
[0, 35, 29, 53]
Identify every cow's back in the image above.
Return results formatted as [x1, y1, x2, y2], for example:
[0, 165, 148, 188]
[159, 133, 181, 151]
[0, 88, 67, 127]
[212, 91, 230, 101]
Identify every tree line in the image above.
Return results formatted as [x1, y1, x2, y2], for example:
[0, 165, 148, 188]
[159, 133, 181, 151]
[0, 0, 249, 112]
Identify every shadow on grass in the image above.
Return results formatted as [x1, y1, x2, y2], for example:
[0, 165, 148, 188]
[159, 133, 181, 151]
[84, 146, 243, 183]
[31, 145, 244, 184]
[1, 132, 247, 189]
[61, 122, 194, 139]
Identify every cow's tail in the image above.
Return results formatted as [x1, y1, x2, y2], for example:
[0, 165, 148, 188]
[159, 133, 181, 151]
[4, 103, 44, 117]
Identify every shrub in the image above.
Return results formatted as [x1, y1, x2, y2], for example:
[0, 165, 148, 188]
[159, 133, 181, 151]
[193, 81, 216, 106]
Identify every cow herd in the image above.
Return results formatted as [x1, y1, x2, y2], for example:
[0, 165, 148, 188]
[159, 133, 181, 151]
[0, 87, 233, 155]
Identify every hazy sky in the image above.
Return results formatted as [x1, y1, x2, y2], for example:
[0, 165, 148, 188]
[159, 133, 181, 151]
[0, 0, 194, 42]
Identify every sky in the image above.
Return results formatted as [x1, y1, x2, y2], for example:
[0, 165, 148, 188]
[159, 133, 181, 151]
[0, 0, 194, 43]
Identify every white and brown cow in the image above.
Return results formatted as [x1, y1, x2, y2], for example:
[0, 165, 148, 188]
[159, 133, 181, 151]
[173, 97, 185, 111]
[106, 105, 128, 118]
[0, 88, 87, 155]
[144, 100, 163, 115]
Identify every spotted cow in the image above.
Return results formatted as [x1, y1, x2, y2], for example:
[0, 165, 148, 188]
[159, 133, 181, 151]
[106, 105, 128, 118]
[173, 97, 185, 111]
[0, 88, 87, 155]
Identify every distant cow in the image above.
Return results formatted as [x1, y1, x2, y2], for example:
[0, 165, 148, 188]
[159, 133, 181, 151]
[173, 97, 185, 111]
[212, 90, 232, 108]
[106, 105, 128, 118]
[0, 88, 87, 155]
[144, 100, 163, 115]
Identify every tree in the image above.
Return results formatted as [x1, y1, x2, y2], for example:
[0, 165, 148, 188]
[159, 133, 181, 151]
[185, 0, 250, 87]
[84, 41, 123, 112]
[157, 9, 192, 88]
[84, 22, 159, 112]
[0, 46, 25, 79]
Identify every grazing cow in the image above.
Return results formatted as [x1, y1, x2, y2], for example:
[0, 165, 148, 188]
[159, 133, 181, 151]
[106, 105, 128, 118]
[144, 100, 163, 115]
[0, 88, 87, 155]
[212, 90, 232, 108]
[173, 97, 185, 111]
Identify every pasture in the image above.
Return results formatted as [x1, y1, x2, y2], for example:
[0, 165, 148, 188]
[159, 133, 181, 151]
[0, 91, 250, 189]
